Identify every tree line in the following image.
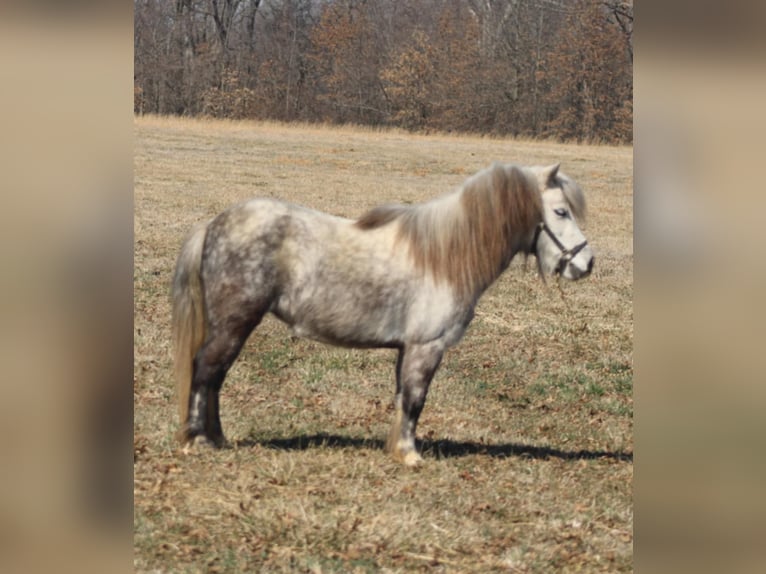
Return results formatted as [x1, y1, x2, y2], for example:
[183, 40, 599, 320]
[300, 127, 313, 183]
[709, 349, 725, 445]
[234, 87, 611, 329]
[134, 0, 632, 143]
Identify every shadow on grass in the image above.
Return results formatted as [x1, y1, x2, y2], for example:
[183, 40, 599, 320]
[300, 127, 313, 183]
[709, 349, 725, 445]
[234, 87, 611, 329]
[234, 433, 633, 463]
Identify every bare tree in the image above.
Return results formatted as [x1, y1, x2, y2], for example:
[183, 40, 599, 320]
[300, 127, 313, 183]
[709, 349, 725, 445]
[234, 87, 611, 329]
[464, 0, 520, 60]
[134, 0, 632, 141]
[604, 0, 633, 61]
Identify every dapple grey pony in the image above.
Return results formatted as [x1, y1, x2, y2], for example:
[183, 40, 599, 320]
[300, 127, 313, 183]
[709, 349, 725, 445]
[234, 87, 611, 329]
[172, 162, 593, 465]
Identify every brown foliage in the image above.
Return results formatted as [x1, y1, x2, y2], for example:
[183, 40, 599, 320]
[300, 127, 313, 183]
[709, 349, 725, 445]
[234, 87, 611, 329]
[540, 0, 633, 143]
[381, 30, 437, 129]
[381, 3, 483, 132]
[134, 0, 633, 142]
[201, 70, 257, 119]
[309, 1, 388, 124]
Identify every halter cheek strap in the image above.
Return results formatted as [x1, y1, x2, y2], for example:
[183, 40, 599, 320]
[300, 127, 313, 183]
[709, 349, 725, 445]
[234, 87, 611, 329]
[531, 222, 589, 273]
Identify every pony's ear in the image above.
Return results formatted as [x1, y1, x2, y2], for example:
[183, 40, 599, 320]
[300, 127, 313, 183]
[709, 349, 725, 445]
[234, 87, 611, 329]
[544, 163, 560, 188]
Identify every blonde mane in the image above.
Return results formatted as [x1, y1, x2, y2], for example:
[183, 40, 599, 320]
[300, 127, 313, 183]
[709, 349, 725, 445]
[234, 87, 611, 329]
[557, 172, 587, 222]
[356, 163, 544, 298]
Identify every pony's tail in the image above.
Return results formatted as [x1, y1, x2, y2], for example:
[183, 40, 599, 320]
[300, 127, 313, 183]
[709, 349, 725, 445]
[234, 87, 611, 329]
[171, 223, 208, 443]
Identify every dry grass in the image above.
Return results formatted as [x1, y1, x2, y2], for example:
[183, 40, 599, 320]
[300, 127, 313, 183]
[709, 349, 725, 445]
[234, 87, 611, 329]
[134, 115, 633, 572]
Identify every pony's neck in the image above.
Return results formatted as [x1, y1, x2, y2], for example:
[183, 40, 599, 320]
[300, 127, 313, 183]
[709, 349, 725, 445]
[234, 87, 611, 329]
[405, 178, 531, 300]
[360, 163, 542, 301]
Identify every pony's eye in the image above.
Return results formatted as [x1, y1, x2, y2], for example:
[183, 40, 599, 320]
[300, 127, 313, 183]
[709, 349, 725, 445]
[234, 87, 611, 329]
[554, 208, 569, 218]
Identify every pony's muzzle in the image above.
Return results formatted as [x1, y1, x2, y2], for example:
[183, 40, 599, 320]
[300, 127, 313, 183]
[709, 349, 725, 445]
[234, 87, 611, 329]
[572, 253, 594, 280]
[558, 251, 594, 281]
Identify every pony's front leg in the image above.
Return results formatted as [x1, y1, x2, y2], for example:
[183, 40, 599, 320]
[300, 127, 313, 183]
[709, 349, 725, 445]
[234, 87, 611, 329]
[386, 342, 444, 466]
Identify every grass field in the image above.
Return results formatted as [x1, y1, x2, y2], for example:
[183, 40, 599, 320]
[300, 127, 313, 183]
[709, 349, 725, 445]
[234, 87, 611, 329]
[134, 115, 633, 572]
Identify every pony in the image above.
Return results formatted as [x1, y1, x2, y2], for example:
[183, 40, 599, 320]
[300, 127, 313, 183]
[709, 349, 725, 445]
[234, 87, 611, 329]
[172, 162, 593, 465]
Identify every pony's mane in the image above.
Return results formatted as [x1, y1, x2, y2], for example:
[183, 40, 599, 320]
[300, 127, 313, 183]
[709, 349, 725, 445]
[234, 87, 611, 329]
[557, 172, 587, 221]
[355, 163, 543, 298]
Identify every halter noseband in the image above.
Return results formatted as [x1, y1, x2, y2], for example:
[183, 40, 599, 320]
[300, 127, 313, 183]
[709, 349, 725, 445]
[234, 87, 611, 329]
[531, 221, 589, 275]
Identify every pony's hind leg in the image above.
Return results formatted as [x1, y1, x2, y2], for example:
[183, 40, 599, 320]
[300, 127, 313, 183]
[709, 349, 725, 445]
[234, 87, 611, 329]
[386, 342, 444, 466]
[182, 318, 261, 447]
[177, 203, 283, 448]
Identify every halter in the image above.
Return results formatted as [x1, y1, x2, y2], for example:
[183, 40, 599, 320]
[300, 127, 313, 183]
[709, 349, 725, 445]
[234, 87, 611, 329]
[531, 221, 589, 275]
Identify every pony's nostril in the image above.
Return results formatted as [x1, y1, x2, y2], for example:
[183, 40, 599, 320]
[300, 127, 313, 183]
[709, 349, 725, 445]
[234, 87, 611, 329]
[587, 256, 595, 273]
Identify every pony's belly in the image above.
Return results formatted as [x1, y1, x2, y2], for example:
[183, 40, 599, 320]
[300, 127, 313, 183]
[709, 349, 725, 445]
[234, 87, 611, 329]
[270, 272, 467, 348]
[288, 322, 400, 349]
[271, 294, 405, 348]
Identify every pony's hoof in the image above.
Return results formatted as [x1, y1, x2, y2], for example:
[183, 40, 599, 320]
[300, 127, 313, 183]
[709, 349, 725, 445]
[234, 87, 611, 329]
[193, 435, 217, 447]
[388, 437, 424, 466]
[402, 451, 423, 467]
[180, 434, 219, 454]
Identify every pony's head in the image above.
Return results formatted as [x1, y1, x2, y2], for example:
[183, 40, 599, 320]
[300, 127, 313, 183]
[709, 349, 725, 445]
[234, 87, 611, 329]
[529, 164, 594, 281]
